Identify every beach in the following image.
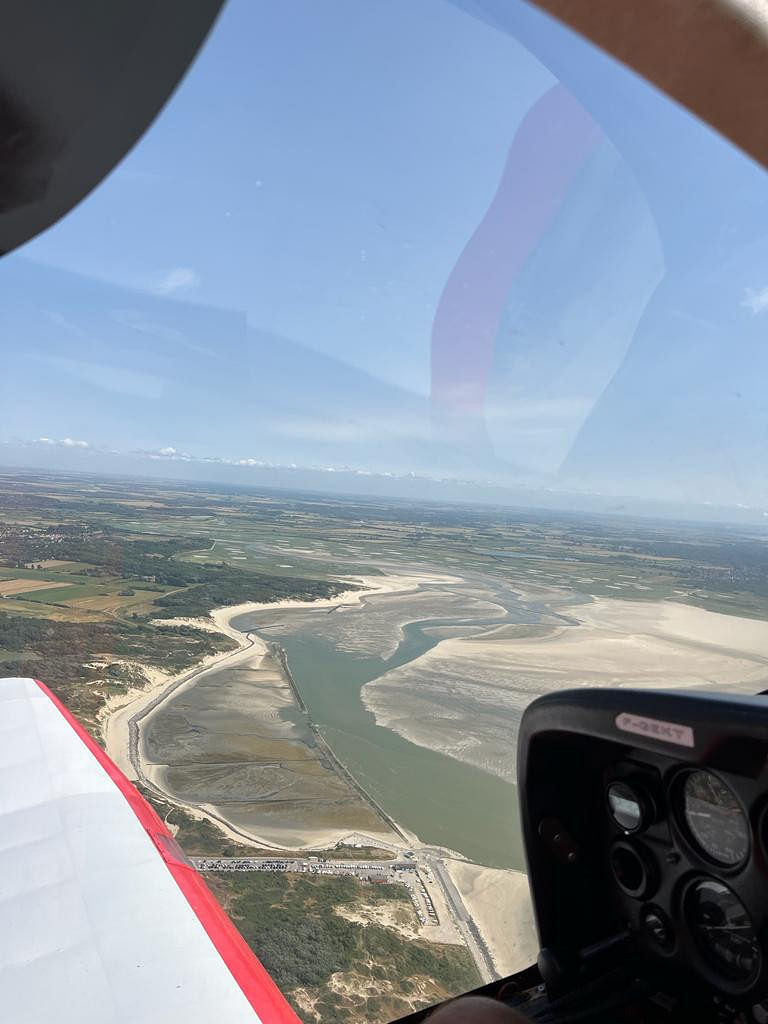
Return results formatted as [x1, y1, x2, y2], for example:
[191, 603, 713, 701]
[444, 861, 537, 976]
[362, 597, 768, 782]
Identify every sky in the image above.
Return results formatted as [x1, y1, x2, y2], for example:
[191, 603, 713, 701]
[2, 0, 768, 514]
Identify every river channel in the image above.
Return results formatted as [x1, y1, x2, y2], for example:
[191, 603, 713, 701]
[150, 575, 543, 868]
[232, 579, 538, 868]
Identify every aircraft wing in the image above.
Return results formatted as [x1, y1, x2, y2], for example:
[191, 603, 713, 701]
[0, 676, 299, 1024]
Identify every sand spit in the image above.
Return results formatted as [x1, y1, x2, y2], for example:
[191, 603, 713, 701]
[218, 572, 445, 624]
[362, 598, 768, 782]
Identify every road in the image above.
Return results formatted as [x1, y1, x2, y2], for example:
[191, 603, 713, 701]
[127, 631, 258, 778]
[430, 856, 497, 981]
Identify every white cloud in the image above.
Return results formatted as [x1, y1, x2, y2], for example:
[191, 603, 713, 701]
[153, 267, 201, 296]
[124, 444, 429, 481]
[147, 446, 193, 461]
[741, 285, 768, 314]
[37, 436, 89, 449]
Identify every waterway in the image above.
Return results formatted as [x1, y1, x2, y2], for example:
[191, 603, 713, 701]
[227, 579, 538, 868]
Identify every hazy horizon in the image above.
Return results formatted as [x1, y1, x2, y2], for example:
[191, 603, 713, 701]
[4, 457, 768, 530]
[3, 0, 768, 515]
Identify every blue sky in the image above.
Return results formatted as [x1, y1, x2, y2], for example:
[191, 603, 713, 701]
[2, 0, 768, 512]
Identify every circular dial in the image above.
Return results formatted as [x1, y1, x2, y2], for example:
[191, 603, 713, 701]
[682, 770, 749, 866]
[607, 781, 644, 832]
[686, 878, 761, 984]
[641, 905, 674, 951]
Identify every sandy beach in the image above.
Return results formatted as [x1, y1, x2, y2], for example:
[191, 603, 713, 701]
[362, 598, 768, 783]
[218, 572, 437, 622]
[445, 861, 537, 976]
[101, 625, 261, 780]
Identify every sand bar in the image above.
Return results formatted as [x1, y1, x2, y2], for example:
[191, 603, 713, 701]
[363, 598, 768, 782]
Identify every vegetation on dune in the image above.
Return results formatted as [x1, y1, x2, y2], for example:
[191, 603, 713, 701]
[0, 610, 236, 732]
[136, 786, 259, 857]
[153, 571, 342, 617]
[205, 871, 480, 1024]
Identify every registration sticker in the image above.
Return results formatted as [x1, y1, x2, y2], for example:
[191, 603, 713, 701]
[615, 712, 694, 748]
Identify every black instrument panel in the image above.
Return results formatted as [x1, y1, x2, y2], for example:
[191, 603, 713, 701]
[516, 688, 768, 1020]
[604, 753, 766, 995]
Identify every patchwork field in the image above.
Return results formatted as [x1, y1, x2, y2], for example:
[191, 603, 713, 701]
[0, 578, 69, 596]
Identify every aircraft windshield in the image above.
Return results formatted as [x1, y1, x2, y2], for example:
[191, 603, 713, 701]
[2, 1, 768, 1021]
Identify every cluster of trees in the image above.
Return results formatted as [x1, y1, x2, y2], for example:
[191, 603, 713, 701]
[206, 872, 480, 1023]
[1, 523, 347, 613]
[154, 572, 343, 618]
[0, 524, 80, 568]
[1, 522, 349, 622]
[0, 610, 44, 650]
[0, 514, 356, 743]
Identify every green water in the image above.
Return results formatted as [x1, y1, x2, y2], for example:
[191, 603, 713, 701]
[234, 612, 525, 869]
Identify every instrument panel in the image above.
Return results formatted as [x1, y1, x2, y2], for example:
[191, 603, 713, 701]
[604, 755, 768, 1003]
[396, 691, 768, 1024]
[515, 689, 768, 1022]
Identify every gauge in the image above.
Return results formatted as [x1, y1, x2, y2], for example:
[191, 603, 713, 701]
[607, 780, 646, 833]
[610, 840, 658, 899]
[681, 770, 749, 866]
[686, 878, 762, 984]
[641, 904, 675, 951]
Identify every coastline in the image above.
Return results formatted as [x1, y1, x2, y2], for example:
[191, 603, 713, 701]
[98, 571, 534, 976]
[102, 573, 429, 841]
[221, 572, 438, 623]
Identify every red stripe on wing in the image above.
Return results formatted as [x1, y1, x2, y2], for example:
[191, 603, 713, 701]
[34, 678, 300, 1024]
